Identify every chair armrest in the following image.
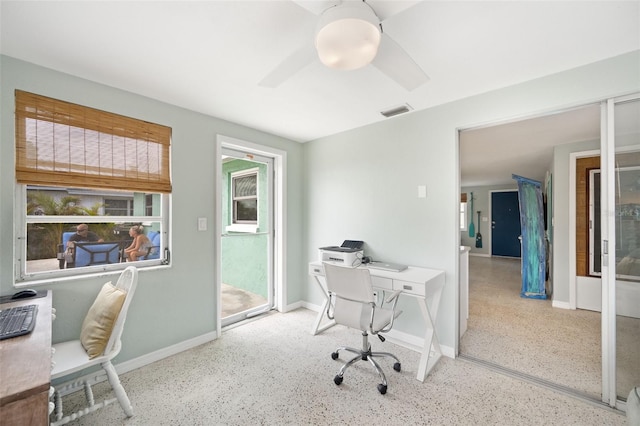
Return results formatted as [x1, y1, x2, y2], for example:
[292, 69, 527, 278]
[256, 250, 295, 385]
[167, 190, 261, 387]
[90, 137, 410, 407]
[377, 290, 402, 334]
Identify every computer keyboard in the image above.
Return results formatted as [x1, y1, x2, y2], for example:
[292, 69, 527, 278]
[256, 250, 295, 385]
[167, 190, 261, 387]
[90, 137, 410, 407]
[0, 304, 38, 340]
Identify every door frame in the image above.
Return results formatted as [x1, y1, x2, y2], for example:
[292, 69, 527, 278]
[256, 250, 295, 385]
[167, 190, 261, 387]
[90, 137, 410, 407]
[569, 149, 601, 311]
[220, 147, 273, 327]
[215, 135, 287, 336]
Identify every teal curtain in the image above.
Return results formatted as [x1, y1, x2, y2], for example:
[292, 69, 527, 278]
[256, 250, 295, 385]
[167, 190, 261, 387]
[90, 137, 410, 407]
[513, 174, 547, 299]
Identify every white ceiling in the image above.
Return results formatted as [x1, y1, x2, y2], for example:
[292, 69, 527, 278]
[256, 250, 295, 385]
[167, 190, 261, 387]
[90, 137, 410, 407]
[460, 104, 602, 187]
[1, 1, 639, 186]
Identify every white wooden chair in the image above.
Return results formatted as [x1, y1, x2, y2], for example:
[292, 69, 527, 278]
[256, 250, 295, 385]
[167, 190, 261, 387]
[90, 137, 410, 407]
[50, 266, 138, 425]
[323, 262, 403, 394]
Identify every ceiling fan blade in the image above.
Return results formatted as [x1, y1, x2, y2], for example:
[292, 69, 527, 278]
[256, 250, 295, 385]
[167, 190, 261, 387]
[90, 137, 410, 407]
[370, 0, 422, 21]
[371, 32, 429, 91]
[291, 0, 338, 16]
[259, 44, 317, 88]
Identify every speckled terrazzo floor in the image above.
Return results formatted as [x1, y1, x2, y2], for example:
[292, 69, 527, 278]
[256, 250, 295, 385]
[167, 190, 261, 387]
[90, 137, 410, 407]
[460, 255, 640, 402]
[55, 308, 625, 425]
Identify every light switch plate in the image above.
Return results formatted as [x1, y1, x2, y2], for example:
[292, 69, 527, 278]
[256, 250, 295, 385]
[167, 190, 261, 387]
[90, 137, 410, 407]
[198, 217, 207, 231]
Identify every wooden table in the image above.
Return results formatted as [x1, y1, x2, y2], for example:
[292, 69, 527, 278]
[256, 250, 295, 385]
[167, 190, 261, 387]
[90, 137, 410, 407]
[0, 291, 52, 426]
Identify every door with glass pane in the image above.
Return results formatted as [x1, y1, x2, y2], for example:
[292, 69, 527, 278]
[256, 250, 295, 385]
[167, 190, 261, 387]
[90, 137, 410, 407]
[220, 148, 274, 327]
[601, 95, 640, 408]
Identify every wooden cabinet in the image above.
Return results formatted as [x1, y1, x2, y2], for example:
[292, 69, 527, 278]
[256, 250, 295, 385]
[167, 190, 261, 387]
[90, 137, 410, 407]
[0, 291, 52, 426]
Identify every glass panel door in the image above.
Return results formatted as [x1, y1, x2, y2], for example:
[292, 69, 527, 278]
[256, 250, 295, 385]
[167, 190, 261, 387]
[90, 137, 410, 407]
[220, 147, 274, 327]
[612, 98, 640, 404]
[602, 95, 640, 408]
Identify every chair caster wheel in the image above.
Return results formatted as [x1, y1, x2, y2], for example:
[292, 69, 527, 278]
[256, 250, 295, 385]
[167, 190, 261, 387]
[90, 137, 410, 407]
[334, 375, 343, 385]
[377, 384, 387, 394]
[331, 352, 339, 360]
[393, 362, 401, 372]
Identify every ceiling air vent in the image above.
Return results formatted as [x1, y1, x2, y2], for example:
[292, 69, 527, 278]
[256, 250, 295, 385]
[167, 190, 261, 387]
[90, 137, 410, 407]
[380, 103, 413, 118]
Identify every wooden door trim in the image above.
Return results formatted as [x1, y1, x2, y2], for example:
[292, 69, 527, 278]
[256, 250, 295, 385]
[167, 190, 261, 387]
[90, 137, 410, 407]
[576, 156, 600, 276]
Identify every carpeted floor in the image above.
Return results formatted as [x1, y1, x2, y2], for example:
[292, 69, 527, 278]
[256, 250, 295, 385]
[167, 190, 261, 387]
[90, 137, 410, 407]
[56, 308, 625, 425]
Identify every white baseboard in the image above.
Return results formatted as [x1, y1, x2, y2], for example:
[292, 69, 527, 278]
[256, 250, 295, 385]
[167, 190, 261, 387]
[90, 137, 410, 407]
[385, 328, 455, 359]
[117, 330, 219, 375]
[300, 300, 322, 313]
[54, 330, 219, 395]
[469, 253, 491, 258]
[282, 300, 305, 313]
[552, 300, 572, 310]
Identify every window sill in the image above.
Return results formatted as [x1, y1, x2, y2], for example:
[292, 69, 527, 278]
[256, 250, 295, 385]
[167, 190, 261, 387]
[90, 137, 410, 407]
[15, 262, 171, 287]
[225, 224, 258, 233]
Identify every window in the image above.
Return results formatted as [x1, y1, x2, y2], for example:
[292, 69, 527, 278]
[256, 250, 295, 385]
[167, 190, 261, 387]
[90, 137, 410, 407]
[145, 194, 154, 216]
[590, 165, 640, 282]
[104, 198, 134, 216]
[15, 90, 171, 282]
[232, 170, 258, 224]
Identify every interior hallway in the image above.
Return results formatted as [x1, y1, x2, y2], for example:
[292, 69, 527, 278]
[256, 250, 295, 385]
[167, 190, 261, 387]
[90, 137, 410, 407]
[460, 255, 640, 402]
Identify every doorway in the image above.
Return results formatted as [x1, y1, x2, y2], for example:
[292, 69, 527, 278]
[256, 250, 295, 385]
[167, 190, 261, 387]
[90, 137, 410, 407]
[459, 104, 603, 401]
[491, 190, 520, 257]
[220, 147, 273, 327]
[215, 136, 286, 332]
[460, 98, 640, 410]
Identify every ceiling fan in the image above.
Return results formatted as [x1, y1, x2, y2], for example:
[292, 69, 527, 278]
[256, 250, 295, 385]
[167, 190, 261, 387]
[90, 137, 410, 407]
[259, 0, 429, 91]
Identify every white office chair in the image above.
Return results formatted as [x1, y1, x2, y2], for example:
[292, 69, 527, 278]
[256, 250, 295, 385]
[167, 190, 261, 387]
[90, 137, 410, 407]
[323, 262, 403, 394]
[50, 266, 138, 425]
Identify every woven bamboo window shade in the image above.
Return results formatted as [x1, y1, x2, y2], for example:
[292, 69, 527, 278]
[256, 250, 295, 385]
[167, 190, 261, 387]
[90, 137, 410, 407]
[461, 193, 467, 203]
[15, 90, 172, 193]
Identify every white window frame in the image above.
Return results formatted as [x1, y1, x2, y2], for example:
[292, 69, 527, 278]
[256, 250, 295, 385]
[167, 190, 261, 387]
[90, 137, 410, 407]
[15, 184, 170, 284]
[226, 168, 259, 233]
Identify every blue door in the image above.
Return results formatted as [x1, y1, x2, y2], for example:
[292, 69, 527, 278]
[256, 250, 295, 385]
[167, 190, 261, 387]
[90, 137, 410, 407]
[491, 191, 521, 257]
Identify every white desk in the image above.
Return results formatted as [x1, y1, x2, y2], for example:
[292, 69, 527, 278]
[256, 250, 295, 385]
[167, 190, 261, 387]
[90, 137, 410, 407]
[308, 261, 445, 382]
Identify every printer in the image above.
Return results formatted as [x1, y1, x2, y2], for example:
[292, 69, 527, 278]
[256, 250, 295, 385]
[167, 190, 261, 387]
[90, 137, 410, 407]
[318, 240, 364, 266]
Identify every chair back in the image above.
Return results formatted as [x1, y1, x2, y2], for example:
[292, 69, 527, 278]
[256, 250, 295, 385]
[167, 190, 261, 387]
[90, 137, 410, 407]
[61, 231, 75, 248]
[74, 242, 121, 267]
[103, 266, 138, 357]
[323, 263, 375, 331]
[142, 231, 161, 260]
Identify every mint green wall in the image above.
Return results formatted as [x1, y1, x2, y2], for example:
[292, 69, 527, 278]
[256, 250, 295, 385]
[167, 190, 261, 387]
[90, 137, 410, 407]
[1, 51, 638, 365]
[0, 55, 304, 364]
[221, 159, 268, 298]
[304, 51, 640, 351]
[133, 193, 145, 216]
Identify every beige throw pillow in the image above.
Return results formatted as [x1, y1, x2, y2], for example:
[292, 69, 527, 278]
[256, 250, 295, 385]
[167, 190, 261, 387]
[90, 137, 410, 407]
[80, 281, 126, 359]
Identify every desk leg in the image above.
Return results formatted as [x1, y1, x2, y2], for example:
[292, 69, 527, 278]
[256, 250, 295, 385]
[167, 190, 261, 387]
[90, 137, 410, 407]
[416, 288, 443, 382]
[311, 276, 335, 335]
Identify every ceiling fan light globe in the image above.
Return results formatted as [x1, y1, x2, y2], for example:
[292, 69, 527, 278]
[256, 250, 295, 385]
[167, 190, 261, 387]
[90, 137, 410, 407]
[315, 3, 381, 71]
